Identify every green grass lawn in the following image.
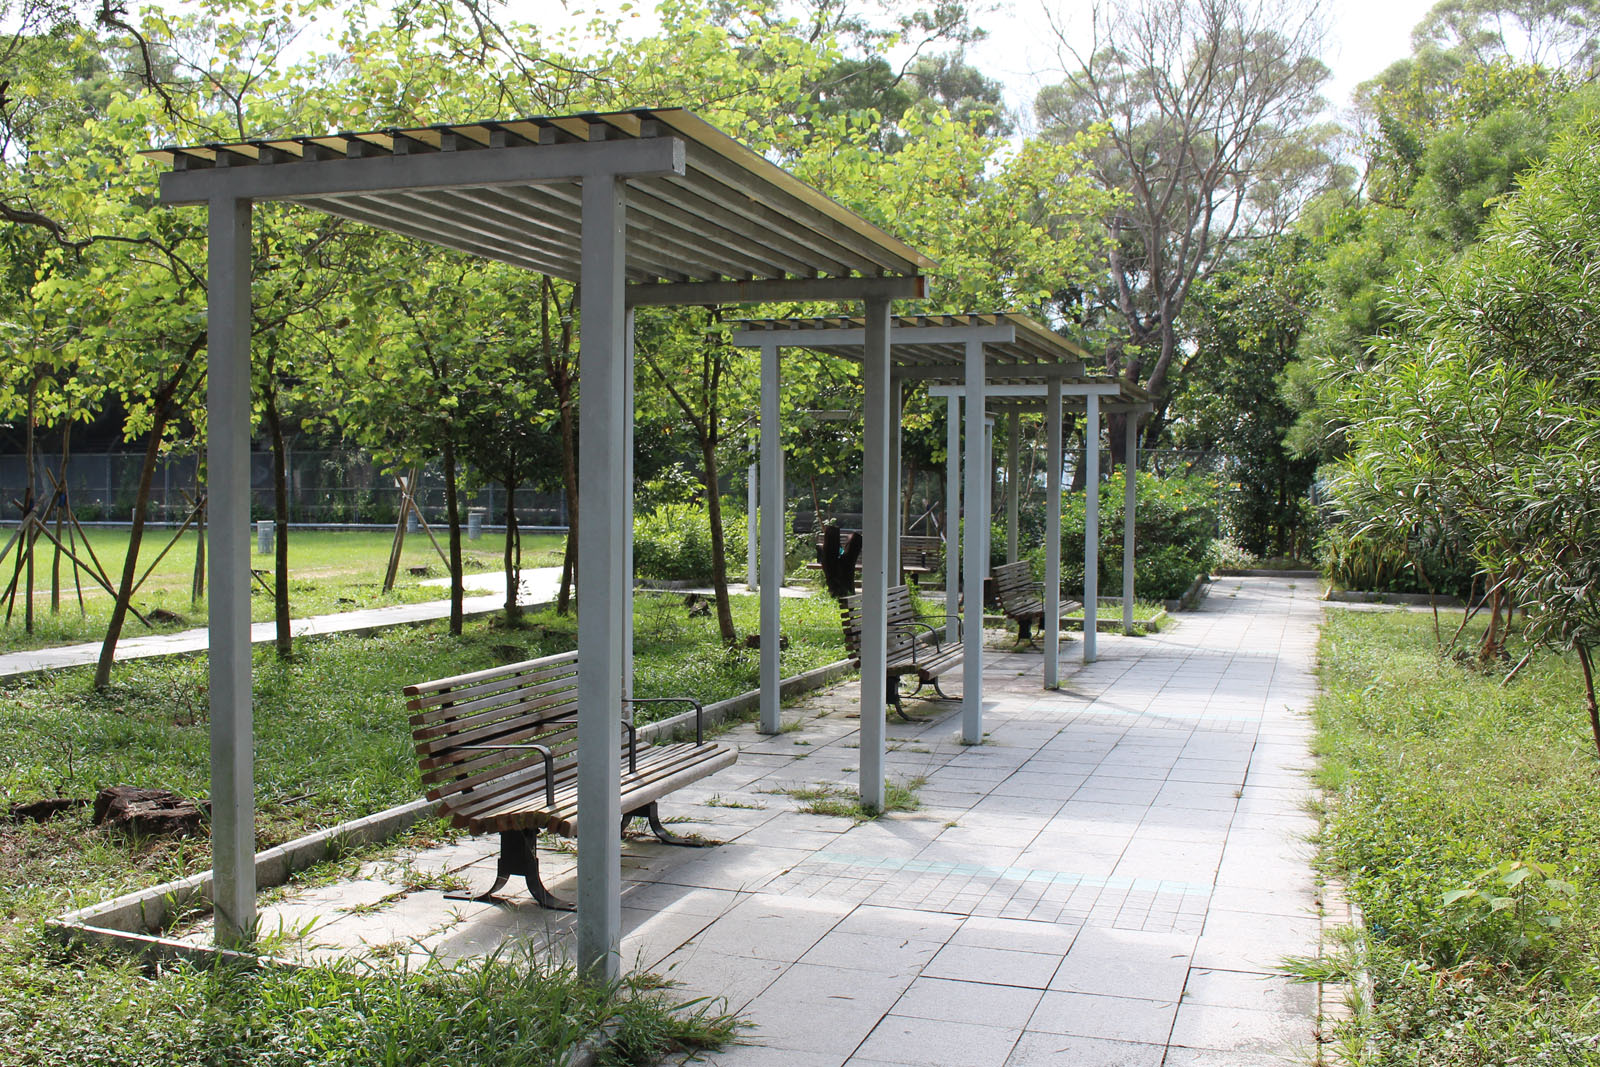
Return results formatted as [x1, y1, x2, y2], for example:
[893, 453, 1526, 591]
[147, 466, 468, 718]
[1309, 609, 1600, 1065]
[0, 589, 842, 1064]
[0, 527, 566, 652]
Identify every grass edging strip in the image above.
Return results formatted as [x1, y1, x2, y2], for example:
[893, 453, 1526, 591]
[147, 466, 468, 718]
[637, 656, 855, 743]
[48, 798, 435, 946]
[49, 656, 857, 954]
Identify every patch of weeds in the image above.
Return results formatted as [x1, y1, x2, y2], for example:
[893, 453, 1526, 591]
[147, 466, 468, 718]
[780, 777, 925, 823]
[703, 794, 765, 811]
[779, 720, 805, 734]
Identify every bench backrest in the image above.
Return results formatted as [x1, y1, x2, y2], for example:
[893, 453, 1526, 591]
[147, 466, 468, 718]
[992, 560, 1039, 609]
[899, 535, 942, 569]
[840, 585, 924, 659]
[405, 650, 583, 811]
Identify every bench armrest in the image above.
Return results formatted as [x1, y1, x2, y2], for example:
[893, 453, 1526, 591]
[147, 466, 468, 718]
[455, 743, 556, 806]
[915, 612, 963, 641]
[625, 696, 707, 746]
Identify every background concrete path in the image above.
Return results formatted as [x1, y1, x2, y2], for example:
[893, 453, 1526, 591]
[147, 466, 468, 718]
[0, 566, 564, 679]
[211, 574, 1327, 1066]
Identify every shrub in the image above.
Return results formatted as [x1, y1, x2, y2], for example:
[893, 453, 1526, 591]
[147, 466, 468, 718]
[1024, 471, 1218, 602]
[633, 501, 747, 583]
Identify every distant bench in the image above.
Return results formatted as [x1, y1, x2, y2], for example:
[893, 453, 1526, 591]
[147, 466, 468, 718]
[809, 528, 945, 582]
[841, 584, 963, 720]
[405, 650, 737, 909]
[992, 559, 1082, 644]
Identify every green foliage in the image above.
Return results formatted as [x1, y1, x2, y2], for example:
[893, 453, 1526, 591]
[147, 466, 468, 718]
[632, 502, 748, 583]
[1440, 859, 1578, 964]
[1310, 610, 1600, 1063]
[1176, 235, 1321, 558]
[0, 946, 736, 1066]
[1025, 472, 1218, 601]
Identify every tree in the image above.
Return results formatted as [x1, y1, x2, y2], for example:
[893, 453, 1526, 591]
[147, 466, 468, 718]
[1325, 115, 1600, 751]
[1036, 0, 1337, 451]
[1174, 234, 1319, 557]
[333, 242, 497, 636]
[635, 308, 749, 646]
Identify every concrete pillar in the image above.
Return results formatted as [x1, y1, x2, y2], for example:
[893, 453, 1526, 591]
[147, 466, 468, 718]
[759, 341, 783, 734]
[622, 308, 635, 704]
[888, 379, 902, 584]
[944, 393, 960, 630]
[206, 195, 256, 947]
[747, 444, 758, 591]
[1044, 381, 1063, 689]
[1124, 414, 1138, 635]
[961, 341, 986, 744]
[576, 173, 627, 982]
[858, 297, 892, 812]
[1083, 394, 1100, 664]
[1006, 413, 1020, 564]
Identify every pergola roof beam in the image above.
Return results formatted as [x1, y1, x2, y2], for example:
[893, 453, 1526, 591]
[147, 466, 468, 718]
[304, 196, 581, 277]
[488, 181, 801, 281]
[161, 135, 686, 205]
[628, 275, 923, 307]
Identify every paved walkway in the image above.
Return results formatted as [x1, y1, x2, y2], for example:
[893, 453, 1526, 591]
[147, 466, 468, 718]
[0, 567, 565, 678]
[187, 574, 1326, 1065]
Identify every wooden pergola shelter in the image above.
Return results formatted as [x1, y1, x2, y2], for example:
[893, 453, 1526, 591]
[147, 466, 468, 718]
[143, 108, 935, 981]
[729, 314, 1151, 798]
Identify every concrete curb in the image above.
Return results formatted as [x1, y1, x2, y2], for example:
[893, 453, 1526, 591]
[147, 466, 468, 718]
[638, 657, 857, 744]
[49, 798, 436, 941]
[50, 659, 861, 948]
[1324, 589, 1463, 608]
[1164, 573, 1211, 613]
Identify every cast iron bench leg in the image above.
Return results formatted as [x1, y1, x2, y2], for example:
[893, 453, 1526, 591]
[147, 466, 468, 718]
[627, 801, 711, 847]
[446, 829, 573, 911]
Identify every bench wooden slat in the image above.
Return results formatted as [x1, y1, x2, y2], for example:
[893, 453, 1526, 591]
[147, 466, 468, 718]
[992, 559, 1082, 641]
[404, 649, 581, 698]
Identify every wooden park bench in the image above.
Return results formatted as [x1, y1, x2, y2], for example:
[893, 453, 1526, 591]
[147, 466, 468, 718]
[992, 559, 1082, 645]
[898, 534, 942, 583]
[810, 528, 945, 583]
[405, 649, 737, 909]
[841, 584, 963, 720]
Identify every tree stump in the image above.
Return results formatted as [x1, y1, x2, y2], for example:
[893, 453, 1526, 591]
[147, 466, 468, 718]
[92, 786, 207, 838]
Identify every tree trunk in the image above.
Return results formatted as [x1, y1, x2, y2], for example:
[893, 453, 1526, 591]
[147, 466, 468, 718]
[556, 384, 578, 616]
[503, 478, 522, 622]
[94, 412, 169, 689]
[442, 440, 464, 636]
[192, 466, 206, 606]
[1578, 643, 1600, 760]
[558, 533, 575, 617]
[264, 396, 292, 659]
[700, 436, 738, 646]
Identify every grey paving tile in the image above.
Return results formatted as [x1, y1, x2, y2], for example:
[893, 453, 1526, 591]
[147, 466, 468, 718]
[890, 977, 1044, 1029]
[1004, 1032, 1165, 1066]
[1028, 990, 1178, 1044]
[854, 1015, 1022, 1067]
[923, 943, 1062, 989]
[1168, 1001, 1317, 1056]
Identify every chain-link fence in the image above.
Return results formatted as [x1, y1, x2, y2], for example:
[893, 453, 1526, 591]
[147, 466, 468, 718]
[0, 449, 568, 527]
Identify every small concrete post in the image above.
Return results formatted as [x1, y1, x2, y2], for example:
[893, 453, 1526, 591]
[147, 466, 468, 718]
[1044, 380, 1063, 688]
[1083, 394, 1100, 664]
[256, 519, 273, 556]
[207, 195, 256, 948]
